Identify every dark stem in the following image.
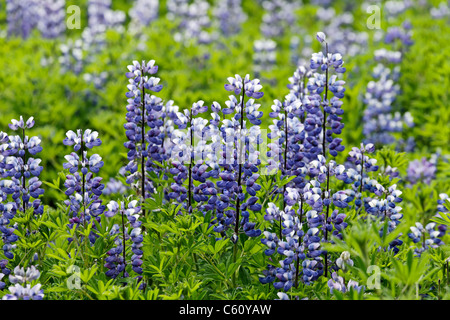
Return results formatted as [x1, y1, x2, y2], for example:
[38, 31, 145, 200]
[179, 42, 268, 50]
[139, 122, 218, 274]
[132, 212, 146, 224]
[294, 198, 304, 288]
[120, 209, 127, 277]
[232, 82, 246, 287]
[324, 163, 330, 278]
[188, 108, 193, 212]
[234, 83, 246, 239]
[281, 109, 288, 239]
[21, 127, 27, 213]
[300, 75, 306, 123]
[80, 132, 86, 230]
[140, 69, 147, 219]
[321, 43, 330, 278]
[322, 49, 329, 157]
[438, 279, 441, 300]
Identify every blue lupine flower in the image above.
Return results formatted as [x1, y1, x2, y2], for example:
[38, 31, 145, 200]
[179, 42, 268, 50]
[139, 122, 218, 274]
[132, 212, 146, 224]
[327, 272, 346, 294]
[2, 283, 44, 300]
[103, 177, 129, 196]
[213, 0, 246, 36]
[224, 74, 264, 99]
[1, 117, 44, 216]
[36, 0, 66, 39]
[124, 60, 166, 216]
[347, 280, 364, 293]
[335, 251, 353, 272]
[166, 0, 211, 45]
[169, 101, 213, 213]
[408, 222, 446, 256]
[438, 194, 449, 213]
[2, 265, 44, 300]
[63, 129, 105, 241]
[0, 203, 19, 260]
[211, 75, 264, 242]
[406, 158, 436, 186]
[6, 0, 40, 38]
[129, 0, 159, 31]
[253, 39, 277, 77]
[362, 22, 414, 149]
[259, 0, 298, 38]
[104, 200, 142, 278]
[308, 33, 347, 159]
[316, 32, 326, 43]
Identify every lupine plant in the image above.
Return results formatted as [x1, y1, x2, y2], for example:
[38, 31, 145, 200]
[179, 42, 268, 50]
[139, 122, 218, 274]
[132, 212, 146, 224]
[63, 129, 105, 242]
[213, 0, 247, 36]
[166, 0, 211, 45]
[362, 21, 415, 151]
[1, 266, 44, 300]
[258, 32, 409, 297]
[129, 0, 159, 31]
[168, 100, 210, 213]
[1, 117, 44, 216]
[104, 199, 143, 280]
[212, 75, 264, 238]
[253, 39, 277, 77]
[124, 60, 164, 219]
[6, 0, 40, 38]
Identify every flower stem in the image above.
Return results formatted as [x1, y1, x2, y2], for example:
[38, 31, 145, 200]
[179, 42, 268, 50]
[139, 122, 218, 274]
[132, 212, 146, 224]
[80, 132, 86, 230]
[140, 67, 147, 219]
[121, 209, 127, 278]
[232, 81, 246, 287]
[21, 127, 27, 213]
[294, 198, 304, 288]
[188, 108, 193, 213]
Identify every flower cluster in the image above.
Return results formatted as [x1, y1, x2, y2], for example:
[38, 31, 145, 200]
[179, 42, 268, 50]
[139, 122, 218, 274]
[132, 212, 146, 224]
[166, 0, 211, 45]
[63, 129, 105, 239]
[36, 0, 66, 39]
[408, 222, 446, 256]
[253, 39, 277, 77]
[124, 60, 165, 213]
[0, 117, 44, 216]
[168, 101, 213, 213]
[328, 272, 363, 294]
[209, 75, 264, 243]
[259, 33, 408, 298]
[6, 0, 40, 38]
[438, 193, 449, 214]
[103, 178, 129, 196]
[59, 39, 84, 75]
[430, 2, 450, 19]
[213, 0, 247, 36]
[362, 21, 414, 150]
[87, 0, 125, 35]
[104, 200, 143, 278]
[315, 9, 369, 58]
[406, 158, 436, 186]
[129, 0, 159, 32]
[6, 0, 66, 39]
[259, 0, 299, 39]
[2, 266, 44, 300]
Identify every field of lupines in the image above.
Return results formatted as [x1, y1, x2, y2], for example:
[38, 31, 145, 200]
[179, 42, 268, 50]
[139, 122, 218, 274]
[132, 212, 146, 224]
[0, 0, 449, 302]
